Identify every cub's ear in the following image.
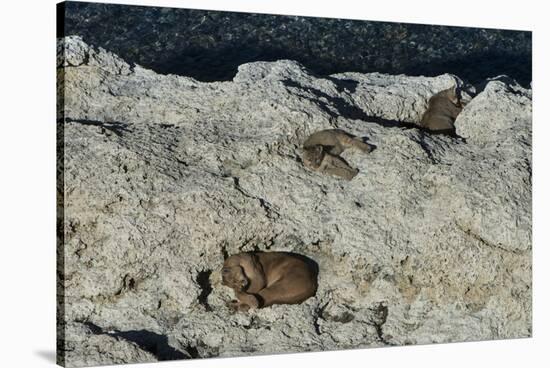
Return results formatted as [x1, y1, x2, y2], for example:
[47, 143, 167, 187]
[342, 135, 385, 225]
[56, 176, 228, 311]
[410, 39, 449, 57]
[239, 253, 258, 269]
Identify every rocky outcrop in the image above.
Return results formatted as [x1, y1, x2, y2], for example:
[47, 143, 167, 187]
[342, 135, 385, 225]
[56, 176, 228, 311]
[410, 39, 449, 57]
[57, 36, 532, 367]
[58, 322, 158, 367]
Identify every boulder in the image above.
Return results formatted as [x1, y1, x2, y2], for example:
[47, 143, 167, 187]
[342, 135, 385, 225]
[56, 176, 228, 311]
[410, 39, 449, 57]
[58, 36, 531, 366]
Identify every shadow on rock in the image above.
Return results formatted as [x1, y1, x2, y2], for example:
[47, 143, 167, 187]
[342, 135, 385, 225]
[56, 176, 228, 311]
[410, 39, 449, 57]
[84, 322, 188, 361]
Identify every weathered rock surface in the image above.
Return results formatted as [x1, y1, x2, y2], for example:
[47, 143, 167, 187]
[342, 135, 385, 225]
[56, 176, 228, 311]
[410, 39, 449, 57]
[57, 36, 532, 367]
[59, 322, 158, 367]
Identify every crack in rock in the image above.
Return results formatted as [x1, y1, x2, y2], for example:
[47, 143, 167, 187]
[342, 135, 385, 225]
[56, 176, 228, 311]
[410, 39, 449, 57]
[232, 177, 280, 219]
[62, 117, 132, 137]
[455, 222, 525, 255]
[196, 270, 213, 311]
[368, 303, 393, 346]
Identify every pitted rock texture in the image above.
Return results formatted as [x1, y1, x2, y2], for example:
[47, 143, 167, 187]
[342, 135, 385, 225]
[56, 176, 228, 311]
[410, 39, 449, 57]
[59, 322, 158, 367]
[57, 36, 531, 367]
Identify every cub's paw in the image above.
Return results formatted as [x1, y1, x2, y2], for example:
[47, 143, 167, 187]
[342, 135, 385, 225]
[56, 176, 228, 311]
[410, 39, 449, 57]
[227, 299, 251, 312]
[237, 303, 251, 312]
[240, 294, 259, 309]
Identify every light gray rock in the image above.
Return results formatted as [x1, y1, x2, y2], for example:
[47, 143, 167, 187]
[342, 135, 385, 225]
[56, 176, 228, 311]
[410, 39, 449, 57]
[58, 36, 532, 367]
[60, 322, 157, 367]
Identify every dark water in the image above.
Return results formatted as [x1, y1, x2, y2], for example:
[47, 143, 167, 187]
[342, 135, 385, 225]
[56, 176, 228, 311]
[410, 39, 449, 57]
[59, 1, 532, 87]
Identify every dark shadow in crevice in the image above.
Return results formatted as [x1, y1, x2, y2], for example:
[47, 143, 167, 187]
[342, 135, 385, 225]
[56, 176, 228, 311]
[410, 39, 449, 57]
[220, 242, 230, 260]
[196, 270, 213, 311]
[83, 322, 188, 361]
[282, 79, 416, 129]
[312, 301, 328, 336]
[61, 117, 132, 137]
[368, 303, 392, 345]
[112, 330, 188, 360]
[185, 345, 200, 359]
[84, 321, 102, 334]
[416, 132, 437, 164]
[325, 77, 359, 94]
[284, 79, 470, 140]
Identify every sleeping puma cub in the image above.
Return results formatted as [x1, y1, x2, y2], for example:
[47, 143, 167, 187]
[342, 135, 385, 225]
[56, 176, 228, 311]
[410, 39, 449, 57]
[302, 129, 373, 180]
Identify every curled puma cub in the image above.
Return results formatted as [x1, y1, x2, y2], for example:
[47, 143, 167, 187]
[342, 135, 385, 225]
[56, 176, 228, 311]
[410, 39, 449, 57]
[302, 129, 373, 180]
[420, 87, 463, 132]
[303, 146, 359, 180]
[221, 252, 318, 311]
